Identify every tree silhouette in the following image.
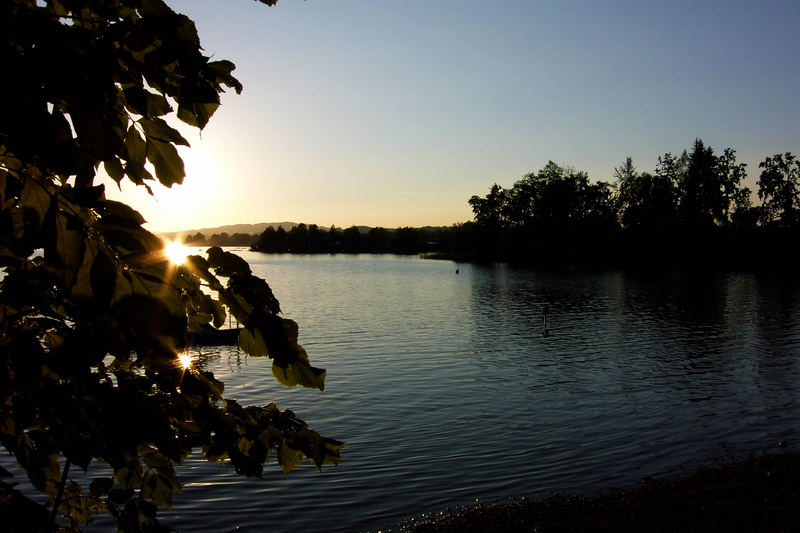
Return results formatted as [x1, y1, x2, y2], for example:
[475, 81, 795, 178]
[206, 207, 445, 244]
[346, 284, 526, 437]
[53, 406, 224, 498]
[467, 162, 619, 267]
[758, 152, 800, 228]
[660, 140, 748, 231]
[465, 141, 793, 270]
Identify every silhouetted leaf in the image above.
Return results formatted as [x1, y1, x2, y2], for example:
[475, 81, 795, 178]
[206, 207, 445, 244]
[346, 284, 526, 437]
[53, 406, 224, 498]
[139, 118, 189, 147]
[125, 126, 147, 168]
[20, 178, 51, 224]
[278, 441, 303, 475]
[145, 137, 185, 187]
[271, 356, 327, 391]
[89, 478, 114, 498]
[177, 102, 219, 129]
[104, 158, 125, 183]
[239, 327, 269, 357]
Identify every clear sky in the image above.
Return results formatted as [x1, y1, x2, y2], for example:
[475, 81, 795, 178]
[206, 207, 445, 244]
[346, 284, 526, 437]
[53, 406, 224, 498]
[106, 0, 800, 233]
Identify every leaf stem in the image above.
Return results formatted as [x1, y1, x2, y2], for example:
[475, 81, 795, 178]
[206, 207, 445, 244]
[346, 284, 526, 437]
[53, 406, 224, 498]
[50, 459, 71, 528]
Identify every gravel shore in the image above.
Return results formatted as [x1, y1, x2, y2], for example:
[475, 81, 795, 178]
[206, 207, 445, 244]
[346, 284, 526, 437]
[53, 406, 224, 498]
[405, 452, 800, 532]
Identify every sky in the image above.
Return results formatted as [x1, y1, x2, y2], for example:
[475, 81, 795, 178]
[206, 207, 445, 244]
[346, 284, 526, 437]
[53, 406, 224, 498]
[106, 0, 800, 233]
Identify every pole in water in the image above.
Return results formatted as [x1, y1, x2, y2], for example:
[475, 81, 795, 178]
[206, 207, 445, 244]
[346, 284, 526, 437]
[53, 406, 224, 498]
[543, 304, 550, 335]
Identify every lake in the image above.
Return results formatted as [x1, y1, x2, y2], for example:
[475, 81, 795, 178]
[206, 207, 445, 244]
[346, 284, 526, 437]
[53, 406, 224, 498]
[7, 252, 800, 531]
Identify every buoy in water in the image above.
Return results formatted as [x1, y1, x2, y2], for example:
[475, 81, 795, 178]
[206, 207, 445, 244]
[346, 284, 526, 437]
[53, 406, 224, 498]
[543, 305, 550, 335]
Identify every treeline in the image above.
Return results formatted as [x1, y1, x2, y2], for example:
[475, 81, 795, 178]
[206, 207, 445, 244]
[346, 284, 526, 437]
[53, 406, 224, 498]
[465, 139, 799, 270]
[184, 232, 258, 247]
[251, 223, 467, 254]
[248, 139, 798, 270]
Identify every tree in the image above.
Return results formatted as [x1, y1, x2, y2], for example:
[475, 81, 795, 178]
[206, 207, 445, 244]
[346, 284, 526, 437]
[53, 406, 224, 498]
[468, 162, 619, 266]
[614, 157, 677, 232]
[1, 1, 342, 531]
[468, 183, 509, 231]
[613, 156, 638, 190]
[184, 232, 206, 244]
[658, 140, 747, 230]
[391, 227, 423, 254]
[341, 226, 362, 253]
[758, 152, 800, 228]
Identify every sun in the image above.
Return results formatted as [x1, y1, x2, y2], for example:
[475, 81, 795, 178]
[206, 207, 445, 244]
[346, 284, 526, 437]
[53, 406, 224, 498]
[163, 239, 192, 265]
[177, 353, 193, 370]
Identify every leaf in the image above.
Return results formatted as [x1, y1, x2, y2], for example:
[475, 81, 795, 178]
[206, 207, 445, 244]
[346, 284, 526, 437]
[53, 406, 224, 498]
[236, 437, 253, 457]
[195, 370, 225, 398]
[139, 118, 189, 146]
[238, 327, 268, 357]
[70, 239, 100, 300]
[146, 92, 173, 117]
[141, 0, 172, 16]
[187, 312, 213, 333]
[176, 420, 202, 434]
[108, 487, 134, 505]
[138, 445, 171, 469]
[123, 87, 172, 118]
[277, 441, 304, 475]
[271, 358, 327, 391]
[141, 471, 179, 509]
[114, 460, 143, 489]
[146, 137, 185, 187]
[61, 480, 95, 524]
[89, 477, 114, 498]
[200, 294, 226, 328]
[20, 178, 51, 224]
[101, 200, 147, 228]
[125, 126, 147, 167]
[26, 450, 61, 496]
[53, 210, 85, 283]
[206, 246, 251, 277]
[177, 102, 219, 129]
[0, 413, 16, 439]
[104, 158, 125, 183]
[208, 60, 243, 94]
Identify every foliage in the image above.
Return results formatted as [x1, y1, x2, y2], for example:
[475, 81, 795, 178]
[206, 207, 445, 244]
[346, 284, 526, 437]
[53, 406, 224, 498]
[467, 141, 797, 270]
[1, 1, 341, 531]
[467, 162, 619, 267]
[252, 223, 454, 255]
[758, 152, 800, 228]
[182, 232, 258, 247]
[658, 140, 748, 230]
[615, 157, 677, 232]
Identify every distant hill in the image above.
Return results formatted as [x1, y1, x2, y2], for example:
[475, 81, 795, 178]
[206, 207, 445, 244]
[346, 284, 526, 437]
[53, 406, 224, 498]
[159, 222, 298, 240]
[159, 222, 452, 240]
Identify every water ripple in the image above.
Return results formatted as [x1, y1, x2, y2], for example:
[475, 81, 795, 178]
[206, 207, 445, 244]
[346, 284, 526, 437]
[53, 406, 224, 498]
[6, 255, 798, 532]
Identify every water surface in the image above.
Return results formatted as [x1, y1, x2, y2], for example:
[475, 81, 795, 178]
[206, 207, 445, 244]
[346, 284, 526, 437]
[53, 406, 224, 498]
[173, 253, 800, 532]
[6, 253, 800, 532]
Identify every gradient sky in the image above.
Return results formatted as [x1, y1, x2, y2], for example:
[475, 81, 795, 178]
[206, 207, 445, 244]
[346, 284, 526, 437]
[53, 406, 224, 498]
[106, 0, 800, 233]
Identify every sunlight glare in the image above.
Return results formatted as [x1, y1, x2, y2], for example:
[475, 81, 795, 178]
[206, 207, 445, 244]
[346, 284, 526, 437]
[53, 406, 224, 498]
[163, 240, 192, 265]
[178, 353, 193, 370]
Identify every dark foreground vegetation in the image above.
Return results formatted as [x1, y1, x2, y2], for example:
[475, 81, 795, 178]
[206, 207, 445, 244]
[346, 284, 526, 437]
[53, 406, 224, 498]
[2, 2, 341, 532]
[407, 452, 800, 533]
[252, 140, 799, 271]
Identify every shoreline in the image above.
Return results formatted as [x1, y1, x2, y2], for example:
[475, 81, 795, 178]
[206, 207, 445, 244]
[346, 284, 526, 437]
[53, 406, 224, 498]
[404, 451, 800, 532]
